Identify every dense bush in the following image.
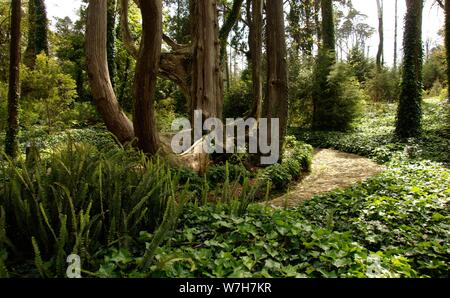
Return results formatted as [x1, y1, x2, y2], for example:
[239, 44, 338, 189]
[366, 69, 401, 102]
[260, 138, 313, 191]
[313, 59, 365, 131]
[288, 57, 314, 127]
[223, 79, 252, 119]
[20, 54, 78, 132]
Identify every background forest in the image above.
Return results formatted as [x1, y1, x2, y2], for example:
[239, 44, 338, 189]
[0, 0, 449, 278]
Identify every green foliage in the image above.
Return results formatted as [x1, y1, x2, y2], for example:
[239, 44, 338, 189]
[348, 47, 374, 84]
[260, 138, 313, 191]
[366, 69, 401, 102]
[207, 163, 251, 186]
[313, 60, 365, 131]
[288, 56, 314, 127]
[297, 99, 450, 165]
[223, 78, 252, 119]
[96, 160, 449, 278]
[0, 142, 190, 276]
[21, 54, 78, 132]
[423, 46, 446, 91]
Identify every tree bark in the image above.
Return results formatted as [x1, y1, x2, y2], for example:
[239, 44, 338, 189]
[376, 0, 384, 70]
[396, 0, 423, 138]
[86, 0, 135, 144]
[445, 0, 450, 99]
[5, 0, 21, 158]
[249, 0, 263, 120]
[265, 0, 289, 155]
[133, 0, 162, 155]
[190, 0, 223, 120]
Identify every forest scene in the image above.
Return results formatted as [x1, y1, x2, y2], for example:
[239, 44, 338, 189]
[0, 0, 449, 280]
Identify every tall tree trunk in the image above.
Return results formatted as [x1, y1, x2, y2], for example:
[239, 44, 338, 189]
[249, 0, 263, 120]
[107, 0, 117, 88]
[86, 0, 134, 144]
[265, 0, 289, 155]
[190, 0, 223, 120]
[445, 0, 450, 99]
[190, 0, 223, 173]
[5, 0, 21, 158]
[396, 0, 423, 138]
[314, 0, 322, 45]
[133, 0, 162, 155]
[376, 0, 384, 70]
[394, 0, 398, 70]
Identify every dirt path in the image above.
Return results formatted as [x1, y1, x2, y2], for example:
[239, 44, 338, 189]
[268, 149, 385, 208]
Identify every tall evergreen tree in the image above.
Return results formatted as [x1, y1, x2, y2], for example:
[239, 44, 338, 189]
[24, 0, 49, 68]
[312, 0, 337, 130]
[5, 0, 22, 158]
[396, 0, 423, 138]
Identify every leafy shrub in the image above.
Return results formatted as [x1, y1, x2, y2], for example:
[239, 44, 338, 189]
[207, 163, 251, 186]
[60, 102, 102, 128]
[288, 56, 314, 127]
[313, 60, 365, 131]
[260, 138, 313, 191]
[21, 54, 78, 132]
[366, 69, 401, 102]
[223, 80, 252, 119]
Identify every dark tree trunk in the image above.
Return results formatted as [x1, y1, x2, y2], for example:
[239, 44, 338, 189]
[5, 0, 22, 158]
[445, 0, 450, 99]
[265, 0, 289, 155]
[394, 0, 398, 70]
[396, 0, 423, 138]
[249, 0, 263, 120]
[133, 0, 162, 155]
[376, 0, 384, 70]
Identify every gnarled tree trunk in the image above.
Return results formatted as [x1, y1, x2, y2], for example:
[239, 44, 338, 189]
[376, 0, 384, 70]
[86, 0, 135, 144]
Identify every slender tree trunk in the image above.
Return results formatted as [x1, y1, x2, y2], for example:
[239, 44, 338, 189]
[133, 0, 162, 155]
[394, 0, 398, 70]
[265, 0, 289, 155]
[249, 0, 263, 120]
[5, 0, 21, 158]
[376, 0, 384, 70]
[396, 0, 423, 138]
[86, 0, 134, 144]
[445, 0, 450, 99]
